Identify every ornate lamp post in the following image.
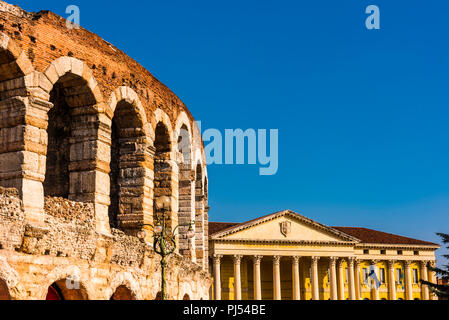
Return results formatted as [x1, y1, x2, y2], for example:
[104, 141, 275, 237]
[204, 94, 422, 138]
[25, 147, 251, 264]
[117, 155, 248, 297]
[138, 196, 195, 300]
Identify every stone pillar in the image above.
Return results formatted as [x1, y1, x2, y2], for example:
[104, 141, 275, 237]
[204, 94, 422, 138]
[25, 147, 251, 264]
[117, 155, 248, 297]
[329, 257, 338, 300]
[273, 256, 281, 300]
[0, 96, 52, 225]
[311, 256, 320, 300]
[213, 255, 222, 300]
[292, 256, 301, 300]
[348, 258, 356, 300]
[404, 261, 413, 300]
[355, 259, 362, 300]
[371, 260, 380, 300]
[420, 261, 430, 301]
[428, 261, 438, 300]
[233, 255, 242, 300]
[388, 260, 397, 301]
[178, 166, 196, 261]
[337, 259, 345, 300]
[253, 256, 262, 300]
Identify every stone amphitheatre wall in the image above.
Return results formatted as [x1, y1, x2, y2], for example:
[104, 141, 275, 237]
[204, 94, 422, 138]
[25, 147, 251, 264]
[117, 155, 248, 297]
[0, 0, 211, 300]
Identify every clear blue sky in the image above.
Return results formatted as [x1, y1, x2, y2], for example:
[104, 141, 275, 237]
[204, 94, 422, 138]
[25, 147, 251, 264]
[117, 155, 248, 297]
[17, 0, 448, 261]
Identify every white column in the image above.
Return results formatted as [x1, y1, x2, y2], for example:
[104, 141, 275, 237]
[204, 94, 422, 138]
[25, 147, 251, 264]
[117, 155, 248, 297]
[338, 259, 345, 300]
[292, 256, 301, 300]
[420, 261, 430, 300]
[213, 255, 223, 300]
[371, 260, 380, 300]
[273, 256, 281, 300]
[388, 260, 397, 301]
[404, 261, 413, 300]
[329, 257, 338, 300]
[233, 255, 243, 300]
[355, 259, 362, 300]
[253, 255, 262, 300]
[311, 256, 320, 300]
[348, 258, 356, 300]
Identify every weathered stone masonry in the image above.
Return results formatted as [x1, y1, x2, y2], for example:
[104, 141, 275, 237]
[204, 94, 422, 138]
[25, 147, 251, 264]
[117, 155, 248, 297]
[0, 1, 210, 300]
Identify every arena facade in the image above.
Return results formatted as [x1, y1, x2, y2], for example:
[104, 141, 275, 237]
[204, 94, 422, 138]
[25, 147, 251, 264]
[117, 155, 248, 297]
[0, 1, 210, 300]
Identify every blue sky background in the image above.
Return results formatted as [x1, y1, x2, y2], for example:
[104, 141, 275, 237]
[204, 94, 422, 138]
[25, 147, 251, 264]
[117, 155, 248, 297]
[17, 0, 448, 263]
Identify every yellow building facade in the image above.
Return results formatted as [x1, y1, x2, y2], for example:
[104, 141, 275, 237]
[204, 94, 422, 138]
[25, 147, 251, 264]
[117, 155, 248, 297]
[209, 210, 439, 301]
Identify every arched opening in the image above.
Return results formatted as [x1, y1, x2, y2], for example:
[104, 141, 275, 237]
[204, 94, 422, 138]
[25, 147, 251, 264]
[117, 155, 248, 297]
[0, 35, 28, 85]
[110, 285, 136, 300]
[154, 122, 176, 230]
[0, 279, 10, 300]
[154, 291, 162, 300]
[46, 280, 88, 300]
[195, 163, 205, 267]
[177, 124, 195, 260]
[183, 293, 191, 300]
[109, 100, 146, 233]
[44, 73, 97, 200]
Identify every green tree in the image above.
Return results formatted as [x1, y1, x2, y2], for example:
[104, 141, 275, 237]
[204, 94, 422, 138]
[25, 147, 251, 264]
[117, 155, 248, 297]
[421, 233, 449, 299]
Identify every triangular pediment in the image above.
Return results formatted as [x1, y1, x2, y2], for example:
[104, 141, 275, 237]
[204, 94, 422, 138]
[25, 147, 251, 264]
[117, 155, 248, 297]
[211, 210, 360, 243]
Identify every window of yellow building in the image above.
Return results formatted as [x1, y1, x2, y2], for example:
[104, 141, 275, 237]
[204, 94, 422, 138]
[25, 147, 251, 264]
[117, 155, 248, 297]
[379, 268, 386, 284]
[413, 269, 419, 284]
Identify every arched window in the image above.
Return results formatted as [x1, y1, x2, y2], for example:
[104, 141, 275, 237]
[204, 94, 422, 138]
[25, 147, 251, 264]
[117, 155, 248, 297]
[110, 285, 136, 300]
[44, 72, 98, 200]
[154, 122, 176, 230]
[0, 279, 10, 300]
[195, 163, 206, 267]
[46, 280, 88, 300]
[177, 125, 195, 260]
[109, 100, 146, 233]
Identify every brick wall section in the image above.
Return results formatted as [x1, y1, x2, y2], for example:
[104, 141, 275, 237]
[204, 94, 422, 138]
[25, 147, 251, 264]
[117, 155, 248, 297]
[0, 1, 195, 126]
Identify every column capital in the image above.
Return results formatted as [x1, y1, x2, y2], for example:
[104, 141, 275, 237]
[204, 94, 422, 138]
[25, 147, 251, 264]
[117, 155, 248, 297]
[273, 255, 281, 265]
[420, 260, 430, 269]
[213, 254, 223, 263]
[370, 259, 379, 266]
[311, 256, 320, 264]
[233, 255, 243, 264]
[292, 256, 301, 264]
[355, 259, 362, 267]
[338, 258, 345, 268]
[348, 257, 355, 266]
[388, 260, 396, 269]
[428, 260, 436, 268]
[253, 255, 263, 265]
[329, 257, 338, 267]
[404, 260, 412, 268]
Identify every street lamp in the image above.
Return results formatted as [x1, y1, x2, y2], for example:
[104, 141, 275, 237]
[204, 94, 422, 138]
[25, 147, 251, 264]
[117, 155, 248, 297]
[138, 195, 195, 300]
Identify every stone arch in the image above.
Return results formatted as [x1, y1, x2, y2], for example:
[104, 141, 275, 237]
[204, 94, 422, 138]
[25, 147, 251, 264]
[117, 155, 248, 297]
[42, 56, 103, 105]
[41, 265, 92, 300]
[0, 32, 34, 96]
[107, 272, 142, 300]
[179, 281, 194, 301]
[175, 113, 196, 261]
[152, 109, 178, 239]
[40, 57, 110, 234]
[0, 257, 19, 300]
[0, 33, 47, 225]
[107, 87, 152, 234]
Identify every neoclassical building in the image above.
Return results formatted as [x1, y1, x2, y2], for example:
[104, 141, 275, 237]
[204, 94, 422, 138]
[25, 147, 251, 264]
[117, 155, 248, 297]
[209, 210, 439, 301]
